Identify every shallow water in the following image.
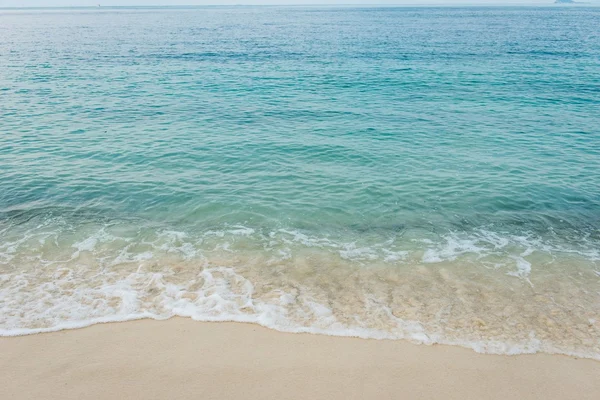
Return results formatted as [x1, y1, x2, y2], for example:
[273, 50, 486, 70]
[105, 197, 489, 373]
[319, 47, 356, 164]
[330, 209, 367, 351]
[1, 6, 599, 358]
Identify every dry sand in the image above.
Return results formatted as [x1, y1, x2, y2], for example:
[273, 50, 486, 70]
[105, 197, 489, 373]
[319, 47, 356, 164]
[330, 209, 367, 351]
[1, 318, 599, 400]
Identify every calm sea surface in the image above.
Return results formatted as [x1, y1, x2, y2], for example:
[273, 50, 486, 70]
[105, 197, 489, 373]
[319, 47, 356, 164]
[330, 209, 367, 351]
[1, 6, 599, 358]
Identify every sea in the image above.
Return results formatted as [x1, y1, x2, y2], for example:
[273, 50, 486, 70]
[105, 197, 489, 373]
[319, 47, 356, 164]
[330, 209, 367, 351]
[1, 6, 599, 359]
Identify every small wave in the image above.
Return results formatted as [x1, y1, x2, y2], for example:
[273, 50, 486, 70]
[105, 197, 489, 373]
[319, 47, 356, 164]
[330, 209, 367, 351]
[1, 218, 599, 359]
[1, 266, 597, 361]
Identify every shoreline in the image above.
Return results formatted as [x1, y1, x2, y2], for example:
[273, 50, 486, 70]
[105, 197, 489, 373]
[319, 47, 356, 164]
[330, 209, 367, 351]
[1, 318, 599, 400]
[3, 314, 599, 361]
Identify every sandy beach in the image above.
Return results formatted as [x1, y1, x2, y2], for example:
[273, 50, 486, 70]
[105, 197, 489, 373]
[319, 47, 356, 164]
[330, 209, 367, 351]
[1, 318, 599, 400]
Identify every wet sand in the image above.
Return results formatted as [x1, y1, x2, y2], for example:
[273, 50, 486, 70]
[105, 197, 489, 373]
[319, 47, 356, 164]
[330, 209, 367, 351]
[1, 318, 599, 400]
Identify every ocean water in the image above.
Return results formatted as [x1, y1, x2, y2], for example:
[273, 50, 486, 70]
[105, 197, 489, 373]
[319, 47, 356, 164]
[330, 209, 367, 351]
[1, 6, 600, 358]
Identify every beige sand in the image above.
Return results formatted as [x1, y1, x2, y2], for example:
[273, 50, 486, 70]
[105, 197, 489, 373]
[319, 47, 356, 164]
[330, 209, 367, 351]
[1, 318, 599, 400]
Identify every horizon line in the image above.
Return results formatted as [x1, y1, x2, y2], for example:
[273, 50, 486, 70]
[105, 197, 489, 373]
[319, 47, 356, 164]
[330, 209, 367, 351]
[0, 3, 596, 9]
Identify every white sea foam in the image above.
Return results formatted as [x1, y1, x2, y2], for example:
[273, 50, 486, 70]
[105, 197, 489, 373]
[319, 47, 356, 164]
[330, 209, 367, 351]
[1, 223, 599, 360]
[339, 243, 379, 262]
[1, 263, 597, 361]
[421, 234, 487, 263]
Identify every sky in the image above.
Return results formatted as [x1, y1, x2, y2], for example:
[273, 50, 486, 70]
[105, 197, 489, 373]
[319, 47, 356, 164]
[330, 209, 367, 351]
[0, 0, 574, 7]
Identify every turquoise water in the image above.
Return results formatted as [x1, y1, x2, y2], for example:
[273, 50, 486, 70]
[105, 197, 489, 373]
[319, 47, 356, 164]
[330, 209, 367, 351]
[1, 6, 599, 358]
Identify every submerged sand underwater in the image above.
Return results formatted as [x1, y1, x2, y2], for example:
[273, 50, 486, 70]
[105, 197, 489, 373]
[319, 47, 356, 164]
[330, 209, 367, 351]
[2, 220, 599, 359]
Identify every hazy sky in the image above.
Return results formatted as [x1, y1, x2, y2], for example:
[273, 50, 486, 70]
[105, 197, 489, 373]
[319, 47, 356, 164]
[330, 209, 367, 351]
[0, 0, 571, 7]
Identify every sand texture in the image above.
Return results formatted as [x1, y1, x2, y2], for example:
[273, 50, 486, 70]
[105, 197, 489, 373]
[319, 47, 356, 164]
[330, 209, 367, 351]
[1, 318, 599, 400]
